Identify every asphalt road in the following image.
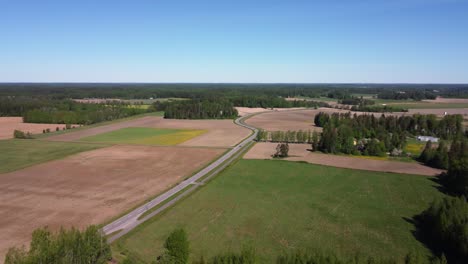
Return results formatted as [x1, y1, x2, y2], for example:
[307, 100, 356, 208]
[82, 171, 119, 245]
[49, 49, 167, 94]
[103, 114, 258, 242]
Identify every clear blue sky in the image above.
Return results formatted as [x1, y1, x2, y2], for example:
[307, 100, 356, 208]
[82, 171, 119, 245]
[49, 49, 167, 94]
[1, 0, 467, 83]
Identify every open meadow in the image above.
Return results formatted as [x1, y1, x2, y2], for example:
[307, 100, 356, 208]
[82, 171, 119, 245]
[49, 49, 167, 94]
[113, 159, 441, 263]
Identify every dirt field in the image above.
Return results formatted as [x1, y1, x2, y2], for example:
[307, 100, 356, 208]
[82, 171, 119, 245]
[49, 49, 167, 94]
[244, 142, 443, 176]
[235, 107, 272, 116]
[0, 145, 223, 258]
[244, 108, 400, 132]
[0, 117, 76, 140]
[46, 116, 250, 147]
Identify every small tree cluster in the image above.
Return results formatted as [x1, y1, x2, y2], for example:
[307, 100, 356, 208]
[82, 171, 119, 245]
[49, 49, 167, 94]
[273, 143, 289, 158]
[5, 226, 111, 264]
[13, 130, 32, 139]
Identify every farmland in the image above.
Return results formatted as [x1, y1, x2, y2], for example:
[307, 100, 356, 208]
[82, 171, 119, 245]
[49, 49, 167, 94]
[80, 127, 206, 146]
[113, 159, 441, 263]
[0, 117, 76, 140]
[0, 145, 224, 258]
[47, 116, 250, 148]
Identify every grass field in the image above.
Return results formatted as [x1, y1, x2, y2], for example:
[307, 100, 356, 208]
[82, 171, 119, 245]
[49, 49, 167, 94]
[0, 139, 105, 173]
[113, 159, 441, 263]
[80, 127, 206, 145]
[404, 139, 427, 156]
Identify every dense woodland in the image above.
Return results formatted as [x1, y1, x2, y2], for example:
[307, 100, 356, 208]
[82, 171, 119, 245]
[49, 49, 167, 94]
[1, 83, 468, 100]
[377, 90, 438, 100]
[0, 97, 147, 124]
[163, 99, 238, 119]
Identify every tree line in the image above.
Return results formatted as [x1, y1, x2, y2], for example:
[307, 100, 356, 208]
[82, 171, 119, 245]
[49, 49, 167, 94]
[256, 129, 317, 144]
[412, 138, 468, 264]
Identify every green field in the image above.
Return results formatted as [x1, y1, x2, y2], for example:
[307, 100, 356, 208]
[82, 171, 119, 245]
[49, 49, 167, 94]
[0, 139, 105, 173]
[113, 159, 441, 263]
[80, 127, 206, 145]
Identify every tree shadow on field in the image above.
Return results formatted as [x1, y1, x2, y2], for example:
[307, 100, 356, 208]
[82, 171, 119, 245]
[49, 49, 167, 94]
[403, 173, 449, 262]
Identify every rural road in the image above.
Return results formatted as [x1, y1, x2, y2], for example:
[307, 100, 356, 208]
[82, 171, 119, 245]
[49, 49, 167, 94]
[103, 114, 258, 242]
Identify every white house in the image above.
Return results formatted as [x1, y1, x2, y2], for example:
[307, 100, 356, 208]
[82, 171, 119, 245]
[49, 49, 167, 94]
[417, 136, 439, 143]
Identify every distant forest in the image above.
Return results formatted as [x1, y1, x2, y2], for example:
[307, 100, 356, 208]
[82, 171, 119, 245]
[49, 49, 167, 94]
[1, 83, 468, 122]
[1, 83, 468, 99]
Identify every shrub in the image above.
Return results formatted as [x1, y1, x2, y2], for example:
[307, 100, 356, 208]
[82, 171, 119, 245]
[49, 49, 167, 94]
[158, 228, 190, 264]
[13, 130, 32, 139]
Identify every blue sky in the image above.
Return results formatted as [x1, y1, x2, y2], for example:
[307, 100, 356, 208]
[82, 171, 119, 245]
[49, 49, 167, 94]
[1, 0, 467, 83]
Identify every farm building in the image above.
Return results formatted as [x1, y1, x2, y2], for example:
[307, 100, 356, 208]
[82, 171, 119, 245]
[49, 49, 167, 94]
[416, 136, 439, 142]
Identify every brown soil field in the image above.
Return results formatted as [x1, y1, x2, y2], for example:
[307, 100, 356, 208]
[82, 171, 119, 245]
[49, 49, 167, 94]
[244, 142, 443, 176]
[46, 116, 250, 147]
[235, 107, 272, 116]
[0, 145, 223, 258]
[245, 108, 402, 132]
[0, 117, 75, 140]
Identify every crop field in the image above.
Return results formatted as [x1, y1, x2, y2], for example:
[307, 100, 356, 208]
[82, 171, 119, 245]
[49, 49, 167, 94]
[80, 127, 206, 145]
[113, 159, 441, 263]
[0, 139, 105, 173]
[47, 116, 249, 148]
[245, 108, 403, 132]
[0, 145, 224, 258]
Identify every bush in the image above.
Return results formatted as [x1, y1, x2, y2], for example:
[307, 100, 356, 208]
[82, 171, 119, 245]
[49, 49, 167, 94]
[13, 130, 32, 139]
[158, 228, 190, 264]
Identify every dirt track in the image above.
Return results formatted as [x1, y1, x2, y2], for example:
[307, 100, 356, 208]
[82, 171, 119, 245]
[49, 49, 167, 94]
[244, 142, 443, 176]
[46, 116, 250, 147]
[0, 145, 223, 258]
[0, 117, 74, 140]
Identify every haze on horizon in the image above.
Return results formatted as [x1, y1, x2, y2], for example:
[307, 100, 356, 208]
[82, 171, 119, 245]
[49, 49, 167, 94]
[1, 0, 468, 83]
